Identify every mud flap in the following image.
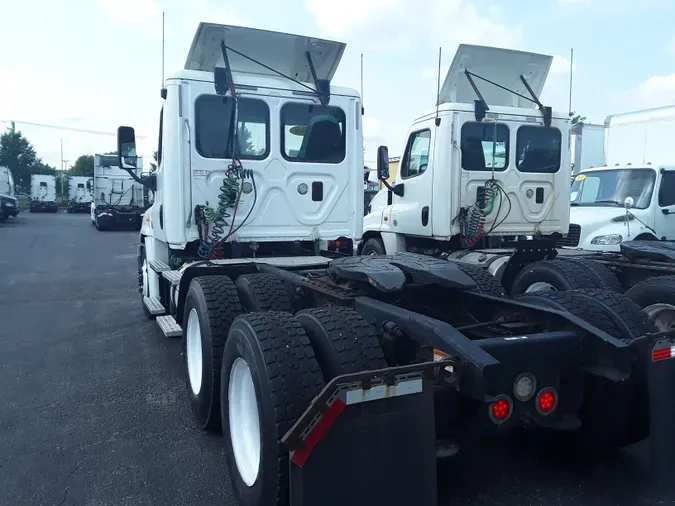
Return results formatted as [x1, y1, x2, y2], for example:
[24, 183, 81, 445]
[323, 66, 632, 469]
[282, 362, 443, 506]
[649, 334, 675, 484]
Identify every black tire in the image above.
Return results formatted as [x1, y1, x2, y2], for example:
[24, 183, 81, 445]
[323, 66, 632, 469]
[183, 275, 243, 431]
[221, 312, 324, 506]
[453, 262, 506, 297]
[561, 258, 623, 293]
[296, 306, 388, 381]
[626, 275, 675, 330]
[361, 237, 385, 255]
[509, 258, 601, 296]
[515, 289, 652, 451]
[235, 274, 292, 313]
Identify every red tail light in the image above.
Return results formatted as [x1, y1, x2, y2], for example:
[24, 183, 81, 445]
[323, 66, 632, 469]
[489, 395, 513, 424]
[536, 388, 558, 415]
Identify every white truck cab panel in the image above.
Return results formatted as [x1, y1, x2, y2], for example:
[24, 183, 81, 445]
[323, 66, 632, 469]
[364, 44, 570, 254]
[153, 24, 363, 251]
[568, 164, 675, 251]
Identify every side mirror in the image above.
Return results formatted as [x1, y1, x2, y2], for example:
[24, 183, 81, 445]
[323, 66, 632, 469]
[377, 146, 390, 180]
[624, 196, 634, 209]
[117, 126, 138, 170]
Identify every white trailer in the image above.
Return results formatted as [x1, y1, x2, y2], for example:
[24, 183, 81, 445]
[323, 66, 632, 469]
[0, 166, 19, 222]
[67, 176, 93, 213]
[110, 25, 667, 506]
[605, 105, 675, 166]
[570, 122, 604, 176]
[29, 174, 57, 213]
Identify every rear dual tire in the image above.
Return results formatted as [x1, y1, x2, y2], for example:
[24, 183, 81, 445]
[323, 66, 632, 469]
[510, 258, 622, 295]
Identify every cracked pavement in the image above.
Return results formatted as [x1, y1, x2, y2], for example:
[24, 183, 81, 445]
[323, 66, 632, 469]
[1, 212, 674, 505]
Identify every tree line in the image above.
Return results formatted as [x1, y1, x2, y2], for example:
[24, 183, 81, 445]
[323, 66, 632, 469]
[0, 128, 157, 194]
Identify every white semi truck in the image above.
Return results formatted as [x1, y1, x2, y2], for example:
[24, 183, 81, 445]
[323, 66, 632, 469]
[91, 154, 145, 230]
[0, 166, 19, 222]
[112, 24, 668, 506]
[29, 174, 57, 213]
[67, 176, 93, 213]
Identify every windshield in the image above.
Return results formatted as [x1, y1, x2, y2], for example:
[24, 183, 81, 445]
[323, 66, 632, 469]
[570, 168, 656, 209]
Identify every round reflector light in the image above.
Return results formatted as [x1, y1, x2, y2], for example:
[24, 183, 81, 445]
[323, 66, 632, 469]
[513, 373, 536, 402]
[536, 388, 558, 415]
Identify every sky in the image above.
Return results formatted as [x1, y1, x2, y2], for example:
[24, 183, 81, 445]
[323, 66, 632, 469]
[2, 0, 675, 169]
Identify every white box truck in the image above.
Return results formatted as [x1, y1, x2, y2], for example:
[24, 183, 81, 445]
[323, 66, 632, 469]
[567, 106, 675, 252]
[91, 154, 145, 230]
[570, 122, 604, 177]
[0, 166, 19, 222]
[29, 174, 57, 213]
[67, 176, 93, 213]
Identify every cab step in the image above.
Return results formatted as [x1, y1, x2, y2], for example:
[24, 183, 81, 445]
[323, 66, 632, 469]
[143, 296, 166, 316]
[156, 315, 182, 338]
[149, 260, 171, 272]
[162, 269, 183, 286]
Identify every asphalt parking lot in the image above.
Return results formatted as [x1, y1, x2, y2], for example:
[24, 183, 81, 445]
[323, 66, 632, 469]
[1, 212, 674, 506]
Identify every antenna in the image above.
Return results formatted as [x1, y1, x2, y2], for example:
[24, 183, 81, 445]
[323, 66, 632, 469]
[360, 53, 364, 105]
[435, 47, 442, 126]
[568, 47, 574, 117]
[161, 12, 165, 85]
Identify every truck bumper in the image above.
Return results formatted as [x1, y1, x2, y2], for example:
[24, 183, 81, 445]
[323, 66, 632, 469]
[96, 208, 143, 229]
[68, 202, 91, 213]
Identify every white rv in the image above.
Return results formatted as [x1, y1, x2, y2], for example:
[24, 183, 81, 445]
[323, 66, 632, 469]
[67, 176, 93, 213]
[91, 154, 145, 230]
[29, 174, 57, 213]
[0, 166, 19, 222]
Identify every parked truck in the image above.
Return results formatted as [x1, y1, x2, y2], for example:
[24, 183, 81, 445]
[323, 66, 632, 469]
[29, 174, 57, 213]
[570, 122, 604, 178]
[110, 24, 671, 506]
[0, 166, 19, 222]
[67, 176, 93, 213]
[90, 154, 145, 230]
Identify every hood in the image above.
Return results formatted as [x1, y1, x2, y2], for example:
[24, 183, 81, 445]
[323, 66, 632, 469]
[185, 23, 346, 84]
[570, 205, 632, 227]
[439, 44, 552, 107]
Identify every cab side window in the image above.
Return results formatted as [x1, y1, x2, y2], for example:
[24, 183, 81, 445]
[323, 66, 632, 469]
[659, 172, 675, 207]
[400, 129, 431, 179]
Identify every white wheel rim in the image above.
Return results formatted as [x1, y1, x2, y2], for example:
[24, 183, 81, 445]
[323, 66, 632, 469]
[644, 303, 675, 332]
[525, 281, 557, 293]
[186, 309, 203, 396]
[228, 358, 261, 487]
[142, 259, 149, 297]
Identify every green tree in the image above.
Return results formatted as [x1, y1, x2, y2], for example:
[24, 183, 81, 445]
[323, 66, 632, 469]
[0, 129, 55, 193]
[68, 155, 94, 177]
[569, 111, 587, 125]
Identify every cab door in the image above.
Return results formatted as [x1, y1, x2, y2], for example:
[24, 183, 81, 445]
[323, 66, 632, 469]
[389, 124, 435, 236]
[654, 170, 675, 239]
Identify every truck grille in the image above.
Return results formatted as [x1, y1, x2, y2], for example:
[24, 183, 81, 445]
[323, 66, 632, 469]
[557, 224, 581, 247]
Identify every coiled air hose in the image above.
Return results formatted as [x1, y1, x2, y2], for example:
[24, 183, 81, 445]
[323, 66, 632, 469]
[197, 160, 255, 259]
[462, 180, 500, 248]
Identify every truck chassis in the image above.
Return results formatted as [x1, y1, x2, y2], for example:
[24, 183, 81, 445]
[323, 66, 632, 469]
[140, 248, 656, 506]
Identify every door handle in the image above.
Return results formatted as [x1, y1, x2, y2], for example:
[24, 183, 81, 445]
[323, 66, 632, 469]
[421, 206, 429, 227]
[663, 208, 671, 215]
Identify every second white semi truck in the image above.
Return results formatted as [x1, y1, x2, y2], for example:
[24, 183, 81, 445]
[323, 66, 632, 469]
[67, 176, 93, 213]
[91, 154, 145, 230]
[29, 174, 58, 213]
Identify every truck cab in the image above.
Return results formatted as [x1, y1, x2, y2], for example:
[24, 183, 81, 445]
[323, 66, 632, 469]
[566, 163, 675, 251]
[363, 45, 571, 256]
[0, 166, 19, 222]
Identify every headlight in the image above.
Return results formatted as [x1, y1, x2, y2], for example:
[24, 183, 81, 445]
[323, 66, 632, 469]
[590, 234, 622, 245]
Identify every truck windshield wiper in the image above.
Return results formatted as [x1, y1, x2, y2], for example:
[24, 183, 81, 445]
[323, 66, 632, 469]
[594, 199, 622, 206]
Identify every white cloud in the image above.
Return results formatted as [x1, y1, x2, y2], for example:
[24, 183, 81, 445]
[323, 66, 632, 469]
[98, 0, 163, 36]
[549, 55, 574, 76]
[558, 0, 589, 4]
[618, 74, 675, 110]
